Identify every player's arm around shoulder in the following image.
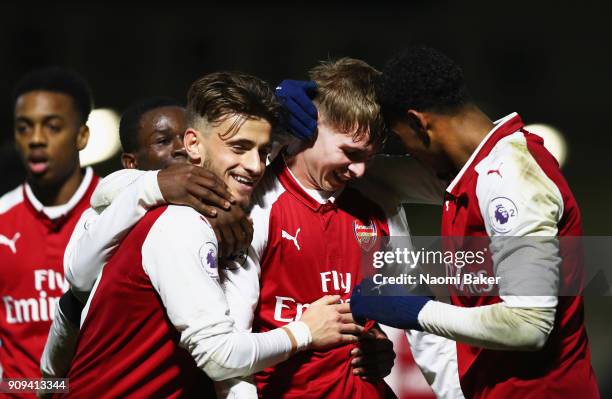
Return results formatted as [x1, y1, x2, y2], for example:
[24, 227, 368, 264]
[90, 168, 151, 211]
[64, 170, 163, 297]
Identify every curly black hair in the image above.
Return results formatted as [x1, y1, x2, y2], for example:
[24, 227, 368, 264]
[13, 66, 94, 124]
[119, 97, 184, 153]
[376, 46, 469, 119]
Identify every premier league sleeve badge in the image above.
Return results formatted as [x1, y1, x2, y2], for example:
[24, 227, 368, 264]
[487, 197, 518, 234]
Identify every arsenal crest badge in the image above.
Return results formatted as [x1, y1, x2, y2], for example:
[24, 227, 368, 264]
[353, 219, 378, 251]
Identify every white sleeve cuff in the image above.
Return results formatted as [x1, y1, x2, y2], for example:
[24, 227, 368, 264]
[142, 170, 165, 207]
[283, 321, 312, 352]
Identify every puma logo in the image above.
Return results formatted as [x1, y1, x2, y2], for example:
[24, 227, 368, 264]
[0, 232, 21, 254]
[487, 163, 503, 178]
[281, 228, 301, 251]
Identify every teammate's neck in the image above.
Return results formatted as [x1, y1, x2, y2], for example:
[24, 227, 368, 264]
[285, 152, 322, 192]
[439, 105, 494, 171]
[27, 165, 85, 207]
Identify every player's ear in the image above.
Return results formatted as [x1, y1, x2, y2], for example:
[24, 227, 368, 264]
[76, 125, 90, 151]
[406, 110, 431, 147]
[184, 128, 202, 164]
[121, 152, 138, 169]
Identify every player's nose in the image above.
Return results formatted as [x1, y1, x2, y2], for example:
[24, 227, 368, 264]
[171, 135, 187, 159]
[242, 149, 264, 178]
[29, 125, 48, 147]
[347, 162, 366, 179]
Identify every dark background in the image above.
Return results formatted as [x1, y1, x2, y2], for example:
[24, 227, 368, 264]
[1, 2, 610, 395]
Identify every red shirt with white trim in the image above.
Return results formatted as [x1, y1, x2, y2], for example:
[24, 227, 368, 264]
[442, 113, 599, 398]
[221, 157, 410, 398]
[256, 160, 391, 398]
[64, 206, 214, 398]
[0, 168, 98, 387]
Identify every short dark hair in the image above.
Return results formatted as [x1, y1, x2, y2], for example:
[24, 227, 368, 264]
[13, 66, 94, 124]
[376, 46, 469, 120]
[119, 97, 184, 153]
[186, 71, 283, 138]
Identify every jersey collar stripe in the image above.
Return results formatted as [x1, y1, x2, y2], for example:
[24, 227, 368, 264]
[275, 157, 325, 211]
[446, 112, 523, 195]
[24, 167, 96, 220]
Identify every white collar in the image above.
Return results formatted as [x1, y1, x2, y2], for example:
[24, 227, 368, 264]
[25, 167, 93, 219]
[446, 112, 518, 193]
[285, 163, 343, 204]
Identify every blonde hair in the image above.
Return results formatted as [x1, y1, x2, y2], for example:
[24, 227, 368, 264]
[309, 58, 385, 147]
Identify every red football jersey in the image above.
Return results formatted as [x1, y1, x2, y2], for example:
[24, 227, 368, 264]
[251, 159, 399, 398]
[64, 206, 214, 398]
[0, 168, 98, 395]
[441, 113, 599, 398]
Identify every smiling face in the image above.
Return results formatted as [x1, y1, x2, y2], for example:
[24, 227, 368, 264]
[295, 115, 375, 192]
[14, 90, 88, 187]
[127, 106, 187, 170]
[184, 115, 272, 207]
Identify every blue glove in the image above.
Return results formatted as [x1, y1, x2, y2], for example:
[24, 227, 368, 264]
[275, 79, 318, 140]
[350, 277, 431, 331]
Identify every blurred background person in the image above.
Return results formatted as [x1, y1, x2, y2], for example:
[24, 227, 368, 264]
[0, 67, 98, 393]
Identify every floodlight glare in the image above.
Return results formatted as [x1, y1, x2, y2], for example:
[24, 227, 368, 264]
[80, 108, 121, 166]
